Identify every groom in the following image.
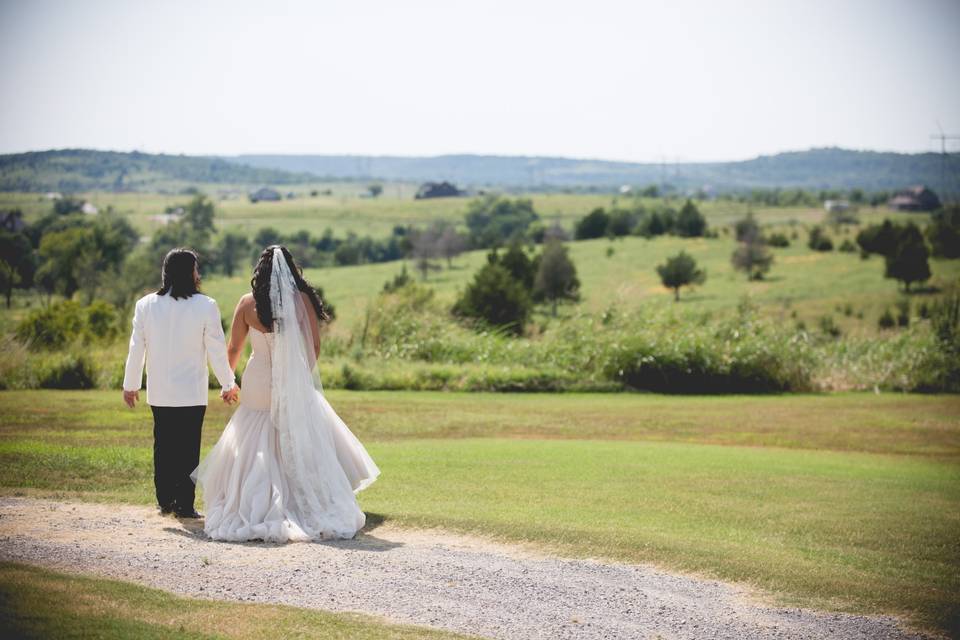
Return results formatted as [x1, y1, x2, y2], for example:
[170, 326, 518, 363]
[122, 248, 238, 518]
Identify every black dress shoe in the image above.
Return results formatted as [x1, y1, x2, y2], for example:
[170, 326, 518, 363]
[174, 509, 203, 519]
[159, 504, 175, 515]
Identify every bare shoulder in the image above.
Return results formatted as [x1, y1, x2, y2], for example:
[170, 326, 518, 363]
[237, 293, 254, 308]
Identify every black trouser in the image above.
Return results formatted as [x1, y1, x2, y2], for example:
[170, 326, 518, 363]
[150, 405, 206, 513]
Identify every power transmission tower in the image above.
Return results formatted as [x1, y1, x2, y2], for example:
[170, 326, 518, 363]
[930, 125, 960, 200]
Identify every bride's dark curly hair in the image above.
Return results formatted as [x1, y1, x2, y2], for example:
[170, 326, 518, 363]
[251, 245, 330, 329]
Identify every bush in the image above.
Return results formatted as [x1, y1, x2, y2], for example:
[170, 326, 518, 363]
[574, 208, 611, 240]
[923, 293, 960, 391]
[15, 300, 87, 350]
[767, 232, 790, 248]
[452, 263, 531, 335]
[382, 265, 412, 293]
[838, 239, 857, 253]
[878, 309, 896, 329]
[818, 315, 842, 338]
[603, 321, 815, 393]
[15, 299, 123, 349]
[85, 300, 121, 341]
[808, 226, 833, 251]
[36, 353, 97, 389]
[895, 299, 910, 327]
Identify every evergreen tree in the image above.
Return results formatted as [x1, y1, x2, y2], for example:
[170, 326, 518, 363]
[731, 236, 774, 280]
[0, 229, 35, 308]
[533, 240, 580, 315]
[674, 200, 707, 237]
[574, 208, 611, 240]
[885, 223, 931, 291]
[499, 241, 536, 290]
[452, 263, 531, 335]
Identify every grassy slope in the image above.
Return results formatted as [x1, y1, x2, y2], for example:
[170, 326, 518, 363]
[202, 230, 960, 341]
[0, 389, 958, 633]
[3, 187, 954, 339]
[0, 562, 474, 639]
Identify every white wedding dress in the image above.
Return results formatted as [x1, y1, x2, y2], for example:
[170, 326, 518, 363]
[192, 250, 379, 543]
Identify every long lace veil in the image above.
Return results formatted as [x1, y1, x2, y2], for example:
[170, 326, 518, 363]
[269, 248, 378, 536]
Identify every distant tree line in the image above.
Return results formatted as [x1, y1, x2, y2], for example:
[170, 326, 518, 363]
[573, 199, 710, 240]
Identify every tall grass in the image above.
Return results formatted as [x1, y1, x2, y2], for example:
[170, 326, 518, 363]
[2, 283, 956, 394]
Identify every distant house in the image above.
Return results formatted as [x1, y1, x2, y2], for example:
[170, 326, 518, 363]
[81, 202, 99, 215]
[249, 187, 282, 203]
[824, 199, 852, 213]
[889, 186, 941, 212]
[415, 181, 464, 200]
[150, 206, 184, 226]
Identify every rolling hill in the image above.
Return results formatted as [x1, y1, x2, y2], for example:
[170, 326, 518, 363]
[0, 147, 954, 194]
[234, 147, 955, 192]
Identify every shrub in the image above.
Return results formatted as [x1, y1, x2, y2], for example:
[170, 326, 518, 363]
[36, 353, 97, 389]
[838, 239, 857, 253]
[924, 205, 960, 259]
[453, 263, 531, 335]
[85, 300, 121, 341]
[818, 315, 842, 338]
[923, 293, 960, 391]
[767, 232, 790, 248]
[382, 265, 412, 293]
[602, 319, 815, 393]
[808, 226, 833, 251]
[895, 299, 911, 327]
[15, 300, 86, 350]
[878, 309, 896, 329]
[574, 208, 611, 240]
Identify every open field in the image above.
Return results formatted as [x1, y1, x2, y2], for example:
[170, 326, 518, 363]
[1, 389, 958, 633]
[0, 562, 472, 639]
[0, 189, 929, 239]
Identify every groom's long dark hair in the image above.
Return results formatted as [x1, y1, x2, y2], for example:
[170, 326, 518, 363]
[251, 245, 329, 329]
[157, 248, 200, 300]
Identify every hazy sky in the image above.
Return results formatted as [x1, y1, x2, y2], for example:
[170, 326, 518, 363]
[1, 0, 958, 162]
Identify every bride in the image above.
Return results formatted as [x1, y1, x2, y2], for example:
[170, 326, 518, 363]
[192, 245, 379, 542]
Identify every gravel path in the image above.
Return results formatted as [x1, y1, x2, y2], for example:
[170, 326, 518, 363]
[0, 497, 932, 640]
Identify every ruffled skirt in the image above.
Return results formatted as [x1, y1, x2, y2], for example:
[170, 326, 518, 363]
[192, 394, 379, 543]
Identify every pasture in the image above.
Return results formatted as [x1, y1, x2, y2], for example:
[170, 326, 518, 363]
[0, 188, 925, 239]
[203, 231, 960, 341]
[1, 389, 958, 635]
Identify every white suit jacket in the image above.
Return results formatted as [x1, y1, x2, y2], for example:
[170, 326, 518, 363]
[122, 292, 235, 407]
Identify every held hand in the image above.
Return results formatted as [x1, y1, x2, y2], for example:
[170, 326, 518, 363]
[122, 390, 139, 408]
[221, 387, 239, 405]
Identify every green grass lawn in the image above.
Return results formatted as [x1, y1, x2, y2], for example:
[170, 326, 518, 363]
[1, 389, 958, 634]
[0, 562, 473, 639]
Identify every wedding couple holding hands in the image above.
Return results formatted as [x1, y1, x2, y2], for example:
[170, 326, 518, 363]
[122, 245, 379, 542]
